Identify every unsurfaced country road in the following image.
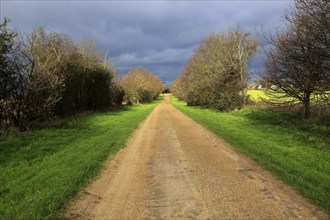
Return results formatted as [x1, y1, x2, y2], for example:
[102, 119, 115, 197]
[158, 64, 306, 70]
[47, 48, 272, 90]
[65, 94, 327, 220]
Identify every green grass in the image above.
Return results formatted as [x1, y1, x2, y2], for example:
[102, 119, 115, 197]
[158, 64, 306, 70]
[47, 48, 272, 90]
[171, 95, 330, 213]
[0, 100, 160, 219]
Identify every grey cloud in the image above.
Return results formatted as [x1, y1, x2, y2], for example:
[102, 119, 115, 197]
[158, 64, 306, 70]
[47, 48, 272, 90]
[1, 0, 292, 84]
[115, 46, 195, 66]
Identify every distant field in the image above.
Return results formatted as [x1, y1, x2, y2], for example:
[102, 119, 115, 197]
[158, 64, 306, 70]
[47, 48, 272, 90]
[171, 95, 330, 213]
[247, 89, 329, 103]
[247, 89, 289, 102]
[0, 100, 160, 219]
[247, 89, 270, 102]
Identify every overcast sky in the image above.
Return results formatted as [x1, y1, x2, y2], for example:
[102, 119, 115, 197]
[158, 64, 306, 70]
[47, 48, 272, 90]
[1, 0, 292, 84]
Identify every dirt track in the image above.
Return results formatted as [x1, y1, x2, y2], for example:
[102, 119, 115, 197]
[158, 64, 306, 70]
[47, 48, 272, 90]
[66, 94, 327, 219]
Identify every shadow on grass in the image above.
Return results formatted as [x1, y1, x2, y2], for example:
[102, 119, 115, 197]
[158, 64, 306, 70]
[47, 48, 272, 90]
[0, 95, 164, 166]
[0, 105, 134, 165]
[0, 96, 162, 219]
[243, 108, 330, 151]
[31, 105, 134, 130]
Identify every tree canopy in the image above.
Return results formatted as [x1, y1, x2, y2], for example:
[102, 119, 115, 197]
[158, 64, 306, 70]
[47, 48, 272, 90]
[171, 27, 258, 111]
[263, 0, 330, 119]
[121, 67, 165, 104]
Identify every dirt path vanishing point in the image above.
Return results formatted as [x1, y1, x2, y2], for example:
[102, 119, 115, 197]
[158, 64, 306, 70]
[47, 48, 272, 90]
[65, 94, 327, 219]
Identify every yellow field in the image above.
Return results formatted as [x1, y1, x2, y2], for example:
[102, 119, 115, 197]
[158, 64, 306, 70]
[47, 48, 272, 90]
[248, 90, 329, 103]
[247, 90, 271, 102]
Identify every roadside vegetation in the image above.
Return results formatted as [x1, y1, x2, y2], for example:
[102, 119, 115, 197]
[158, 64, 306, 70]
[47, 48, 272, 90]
[1, 0, 328, 217]
[0, 18, 163, 133]
[170, 0, 329, 212]
[121, 67, 165, 104]
[171, 95, 330, 213]
[262, 0, 329, 119]
[171, 0, 329, 120]
[0, 17, 164, 219]
[170, 27, 258, 111]
[0, 100, 160, 219]
[0, 21, 125, 132]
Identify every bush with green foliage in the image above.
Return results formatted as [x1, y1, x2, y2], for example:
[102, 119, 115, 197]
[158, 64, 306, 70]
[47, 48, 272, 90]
[0, 18, 18, 129]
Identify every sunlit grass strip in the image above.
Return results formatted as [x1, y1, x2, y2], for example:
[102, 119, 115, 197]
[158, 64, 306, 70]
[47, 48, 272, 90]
[0, 100, 160, 219]
[171, 95, 330, 213]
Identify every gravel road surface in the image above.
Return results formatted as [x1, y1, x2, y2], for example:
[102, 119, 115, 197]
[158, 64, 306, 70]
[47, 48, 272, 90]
[65, 94, 327, 219]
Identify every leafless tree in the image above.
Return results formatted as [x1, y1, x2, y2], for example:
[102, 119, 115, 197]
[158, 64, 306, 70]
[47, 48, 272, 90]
[172, 27, 258, 111]
[263, 0, 330, 119]
[1, 24, 124, 130]
[5, 26, 77, 128]
[121, 67, 165, 104]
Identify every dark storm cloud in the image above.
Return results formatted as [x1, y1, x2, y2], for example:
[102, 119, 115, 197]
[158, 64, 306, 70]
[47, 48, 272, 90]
[1, 0, 292, 84]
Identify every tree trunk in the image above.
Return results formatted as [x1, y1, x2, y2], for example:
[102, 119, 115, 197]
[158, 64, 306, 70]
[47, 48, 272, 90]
[304, 92, 311, 120]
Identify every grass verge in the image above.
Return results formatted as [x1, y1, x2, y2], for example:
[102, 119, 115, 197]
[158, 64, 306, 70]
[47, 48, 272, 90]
[171, 95, 330, 213]
[0, 100, 160, 219]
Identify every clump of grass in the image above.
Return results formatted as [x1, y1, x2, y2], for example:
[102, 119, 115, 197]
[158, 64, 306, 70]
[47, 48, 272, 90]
[171, 95, 330, 213]
[0, 100, 160, 219]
